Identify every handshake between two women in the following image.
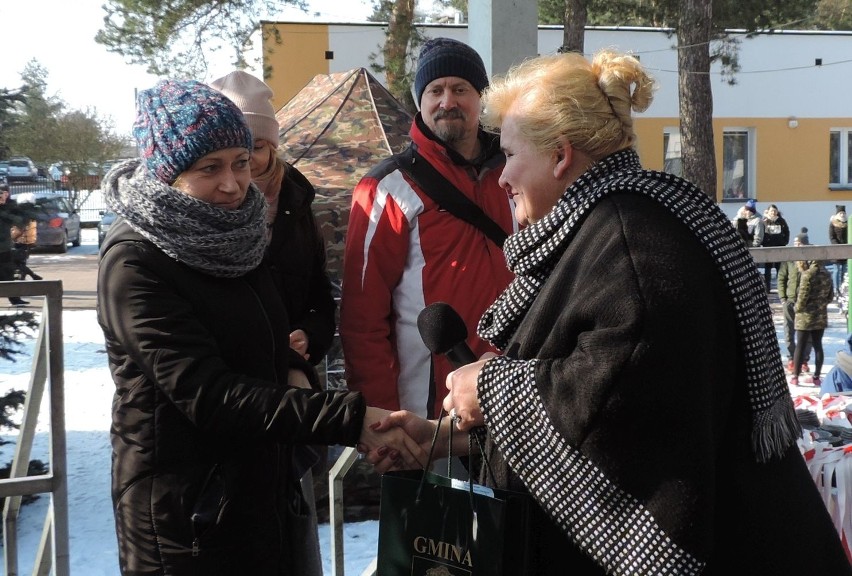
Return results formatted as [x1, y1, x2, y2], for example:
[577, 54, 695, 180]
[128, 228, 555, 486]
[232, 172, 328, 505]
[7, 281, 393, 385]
[358, 356, 490, 474]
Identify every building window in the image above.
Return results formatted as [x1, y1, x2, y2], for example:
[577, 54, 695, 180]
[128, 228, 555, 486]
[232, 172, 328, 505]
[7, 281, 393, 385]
[722, 129, 752, 200]
[667, 128, 754, 201]
[829, 128, 852, 186]
[663, 130, 682, 177]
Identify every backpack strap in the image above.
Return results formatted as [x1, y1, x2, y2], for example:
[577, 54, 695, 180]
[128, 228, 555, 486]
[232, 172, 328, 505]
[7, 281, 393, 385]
[395, 145, 508, 249]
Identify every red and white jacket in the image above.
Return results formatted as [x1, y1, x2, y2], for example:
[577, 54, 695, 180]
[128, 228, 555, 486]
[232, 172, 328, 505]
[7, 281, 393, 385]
[340, 116, 517, 418]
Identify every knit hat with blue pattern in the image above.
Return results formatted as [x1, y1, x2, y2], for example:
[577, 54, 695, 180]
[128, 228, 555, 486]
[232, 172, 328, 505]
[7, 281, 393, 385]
[133, 79, 254, 185]
[414, 37, 489, 105]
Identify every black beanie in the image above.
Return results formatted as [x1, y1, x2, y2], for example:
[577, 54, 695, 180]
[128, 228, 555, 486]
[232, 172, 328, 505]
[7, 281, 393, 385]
[837, 205, 847, 214]
[414, 37, 489, 105]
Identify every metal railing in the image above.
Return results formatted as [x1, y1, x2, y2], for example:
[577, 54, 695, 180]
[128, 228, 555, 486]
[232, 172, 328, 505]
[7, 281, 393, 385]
[0, 280, 69, 576]
[0, 244, 848, 576]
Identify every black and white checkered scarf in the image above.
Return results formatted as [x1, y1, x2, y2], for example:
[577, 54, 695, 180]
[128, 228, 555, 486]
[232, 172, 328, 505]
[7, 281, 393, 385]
[103, 159, 267, 278]
[476, 148, 799, 575]
[480, 147, 798, 462]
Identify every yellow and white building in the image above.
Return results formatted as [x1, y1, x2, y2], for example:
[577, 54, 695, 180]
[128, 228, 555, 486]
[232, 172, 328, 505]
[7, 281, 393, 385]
[260, 22, 852, 244]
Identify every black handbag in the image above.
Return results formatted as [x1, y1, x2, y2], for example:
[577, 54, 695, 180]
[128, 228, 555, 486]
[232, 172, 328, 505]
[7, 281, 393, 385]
[376, 417, 538, 575]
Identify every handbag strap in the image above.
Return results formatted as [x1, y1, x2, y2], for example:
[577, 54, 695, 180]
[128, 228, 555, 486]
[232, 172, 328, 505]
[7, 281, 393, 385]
[416, 409, 497, 504]
[395, 145, 508, 249]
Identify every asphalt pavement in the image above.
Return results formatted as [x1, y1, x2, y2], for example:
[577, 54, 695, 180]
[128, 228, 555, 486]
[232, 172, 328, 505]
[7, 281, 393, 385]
[3, 228, 99, 310]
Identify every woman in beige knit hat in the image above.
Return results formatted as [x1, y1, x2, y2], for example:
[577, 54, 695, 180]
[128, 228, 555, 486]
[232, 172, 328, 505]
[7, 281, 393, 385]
[210, 70, 336, 367]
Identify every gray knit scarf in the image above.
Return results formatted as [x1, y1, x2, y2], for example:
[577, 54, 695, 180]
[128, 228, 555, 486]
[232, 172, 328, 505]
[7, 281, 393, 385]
[479, 148, 799, 463]
[102, 159, 268, 278]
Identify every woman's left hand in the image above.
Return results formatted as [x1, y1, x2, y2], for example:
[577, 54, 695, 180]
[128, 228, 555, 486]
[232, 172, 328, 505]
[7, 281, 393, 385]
[442, 358, 490, 432]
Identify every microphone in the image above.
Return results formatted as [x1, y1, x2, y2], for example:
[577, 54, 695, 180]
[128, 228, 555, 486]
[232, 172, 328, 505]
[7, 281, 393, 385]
[417, 302, 477, 369]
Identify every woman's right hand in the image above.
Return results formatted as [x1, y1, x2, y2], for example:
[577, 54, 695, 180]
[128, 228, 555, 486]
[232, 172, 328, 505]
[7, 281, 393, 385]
[359, 407, 430, 473]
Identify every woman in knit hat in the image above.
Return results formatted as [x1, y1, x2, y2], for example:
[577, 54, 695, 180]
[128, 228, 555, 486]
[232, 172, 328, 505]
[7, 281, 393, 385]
[209, 69, 337, 569]
[97, 79, 424, 576]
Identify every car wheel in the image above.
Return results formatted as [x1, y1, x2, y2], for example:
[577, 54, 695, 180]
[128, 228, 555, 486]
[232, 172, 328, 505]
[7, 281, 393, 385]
[72, 227, 81, 247]
[57, 231, 68, 254]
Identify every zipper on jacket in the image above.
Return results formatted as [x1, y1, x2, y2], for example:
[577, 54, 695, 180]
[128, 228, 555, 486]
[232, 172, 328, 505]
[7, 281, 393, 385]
[247, 280, 279, 385]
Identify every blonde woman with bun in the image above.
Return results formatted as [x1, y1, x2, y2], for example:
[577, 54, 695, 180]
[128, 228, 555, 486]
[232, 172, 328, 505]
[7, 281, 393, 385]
[372, 50, 851, 575]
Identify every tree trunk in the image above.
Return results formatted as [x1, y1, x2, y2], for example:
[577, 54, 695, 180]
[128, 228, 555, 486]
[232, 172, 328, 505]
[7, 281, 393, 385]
[561, 0, 587, 53]
[677, 0, 716, 198]
[383, 0, 416, 108]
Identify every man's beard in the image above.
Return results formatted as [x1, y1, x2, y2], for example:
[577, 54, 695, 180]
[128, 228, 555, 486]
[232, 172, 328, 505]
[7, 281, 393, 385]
[431, 109, 469, 146]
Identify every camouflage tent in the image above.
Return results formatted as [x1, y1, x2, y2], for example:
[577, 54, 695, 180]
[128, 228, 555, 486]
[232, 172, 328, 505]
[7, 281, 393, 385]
[276, 67, 413, 391]
[276, 67, 413, 296]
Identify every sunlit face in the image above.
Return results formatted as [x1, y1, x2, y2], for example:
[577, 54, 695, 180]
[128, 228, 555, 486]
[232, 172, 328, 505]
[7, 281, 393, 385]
[767, 206, 778, 219]
[172, 147, 252, 209]
[420, 77, 482, 148]
[0, 190, 8, 205]
[498, 114, 569, 226]
[249, 139, 275, 177]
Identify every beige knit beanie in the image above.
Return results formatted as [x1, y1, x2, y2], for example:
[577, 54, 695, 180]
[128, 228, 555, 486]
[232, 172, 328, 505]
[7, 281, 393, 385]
[209, 71, 279, 144]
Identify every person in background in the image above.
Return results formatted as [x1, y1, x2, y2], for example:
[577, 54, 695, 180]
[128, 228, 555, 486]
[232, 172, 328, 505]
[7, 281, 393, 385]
[209, 70, 335, 367]
[790, 258, 834, 388]
[761, 203, 789, 293]
[340, 37, 517, 422]
[373, 50, 851, 575]
[0, 182, 28, 306]
[209, 68, 338, 554]
[97, 79, 423, 576]
[732, 207, 750, 247]
[11, 214, 41, 281]
[821, 333, 852, 394]
[777, 228, 812, 374]
[829, 204, 848, 300]
[732, 198, 764, 248]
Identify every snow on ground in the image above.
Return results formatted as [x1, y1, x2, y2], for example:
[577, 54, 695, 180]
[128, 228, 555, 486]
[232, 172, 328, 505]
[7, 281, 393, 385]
[0, 290, 848, 574]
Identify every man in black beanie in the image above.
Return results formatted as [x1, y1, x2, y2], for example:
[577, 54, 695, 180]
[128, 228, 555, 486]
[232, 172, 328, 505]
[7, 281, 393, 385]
[341, 37, 517, 460]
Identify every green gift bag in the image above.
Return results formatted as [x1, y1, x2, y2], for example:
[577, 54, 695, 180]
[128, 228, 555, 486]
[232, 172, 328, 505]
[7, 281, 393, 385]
[376, 418, 539, 576]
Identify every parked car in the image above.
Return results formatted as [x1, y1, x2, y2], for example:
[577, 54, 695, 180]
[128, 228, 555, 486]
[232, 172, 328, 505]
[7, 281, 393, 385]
[48, 161, 103, 190]
[97, 210, 117, 247]
[7, 157, 38, 182]
[13, 193, 82, 253]
[0, 161, 9, 181]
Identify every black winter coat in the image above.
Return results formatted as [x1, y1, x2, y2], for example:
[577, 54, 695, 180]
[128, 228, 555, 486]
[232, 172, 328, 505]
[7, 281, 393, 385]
[761, 214, 789, 247]
[480, 195, 851, 576]
[266, 165, 336, 365]
[97, 221, 365, 576]
[829, 216, 848, 265]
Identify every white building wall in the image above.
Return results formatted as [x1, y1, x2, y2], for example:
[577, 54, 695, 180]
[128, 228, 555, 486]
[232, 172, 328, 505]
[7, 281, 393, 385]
[324, 24, 852, 119]
[319, 23, 852, 244]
